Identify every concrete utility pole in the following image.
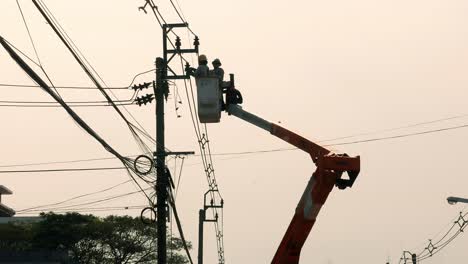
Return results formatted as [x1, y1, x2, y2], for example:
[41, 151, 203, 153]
[198, 190, 224, 264]
[155, 57, 167, 264]
[155, 23, 198, 264]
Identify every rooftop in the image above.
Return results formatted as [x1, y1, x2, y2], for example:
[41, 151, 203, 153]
[0, 185, 13, 195]
[0, 203, 15, 217]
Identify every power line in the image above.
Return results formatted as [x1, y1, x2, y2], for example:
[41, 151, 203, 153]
[19, 187, 153, 213]
[16, 0, 63, 98]
[0, 83, 130, 90]
[168, 191, 194, 264]
[397, 210, 468, 263]
[17, 205, 146, 214]
[3, 119, 468, 169]
[319, 114, 468, 143]
[0, 102, 135, 108]
[0, 156, 120, 168]
[165, 0, 197, 39]
[0, 69, 154, 90]
[0, 166, 126, 174]
[325, 123, 468, 147]
[0, 97, 136, 105]
[17, 179, 134, 213]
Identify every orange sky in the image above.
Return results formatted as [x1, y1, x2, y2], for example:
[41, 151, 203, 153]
[1, 0, 468, 263]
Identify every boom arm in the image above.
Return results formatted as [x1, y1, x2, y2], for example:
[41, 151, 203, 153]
[227, 105, 360, 264]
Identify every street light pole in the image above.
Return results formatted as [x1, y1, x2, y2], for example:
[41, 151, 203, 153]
[447, 196, 468, 205]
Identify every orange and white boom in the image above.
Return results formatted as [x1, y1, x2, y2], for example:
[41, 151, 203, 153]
[227, 105, 360, 264]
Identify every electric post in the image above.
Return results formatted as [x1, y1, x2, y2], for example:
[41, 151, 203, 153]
[154, 23, 198, 264]
[198, 190, 224, 264]
[155, 56, 167, 264]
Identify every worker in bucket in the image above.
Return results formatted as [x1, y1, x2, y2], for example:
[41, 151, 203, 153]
[210, 58, 224, 83]
[210, 58, 226, 109]
[187, 54, 210, 78]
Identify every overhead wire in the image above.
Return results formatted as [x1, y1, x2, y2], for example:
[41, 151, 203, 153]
[19, 188, 150, 213]
[18, 0, 159, 202]
[19, 186, 153, 213]
[1, 38, 41, 68]
[16, 0, 60, 98]
[0, 102, 135, 108]
[1, 35, 154, 203]
[319, 114, 468, 143]
[17, 205, 146, 214]
[32, 0, 153, 151]
[175, 156, 185, 198]
[0, 166, 126, 174]
[397, 210, 468, 263]
[324, 122, 468, 147]
[180, 56, 225, 263]
[3, 114, 468, 169]
[0, 68, 155, 90]
[0, 83, 130, 90]
[166, 0, 196, 37]
[0, 93, 137, 105]
[168, 189, 194, 264]
[17, 179, 134, 213]
[0, 156, 119, 168]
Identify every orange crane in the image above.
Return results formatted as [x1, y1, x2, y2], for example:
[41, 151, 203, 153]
[195, 73, 361, 263]
[225, 104, 360, 264]
[194, 73, 361, 263]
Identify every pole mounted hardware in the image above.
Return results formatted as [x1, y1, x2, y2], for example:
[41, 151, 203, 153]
[135, 94, 155, 106]
[132, 82, 152, 91]
[140, 206, 157, 224]
[162, 23, 199, 80]
[133, 155, 154, 175]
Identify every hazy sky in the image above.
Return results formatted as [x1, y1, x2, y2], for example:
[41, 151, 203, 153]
[1, 0, 468, 263]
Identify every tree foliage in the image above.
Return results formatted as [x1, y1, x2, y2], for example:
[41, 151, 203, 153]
[0, 212, 191, 264]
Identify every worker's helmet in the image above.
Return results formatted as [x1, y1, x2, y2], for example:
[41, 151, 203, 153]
[212, 58, 222, 66]
[198, 54, 208, 63]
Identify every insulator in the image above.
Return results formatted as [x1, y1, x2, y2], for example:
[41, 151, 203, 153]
[185, 62, 191, 76]
[175, 36, 181, 50]
[136, 94, 154, 106]
[193, 36, 200, 48]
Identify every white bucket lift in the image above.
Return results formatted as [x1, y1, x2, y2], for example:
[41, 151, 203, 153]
[196, 77, 221, 123]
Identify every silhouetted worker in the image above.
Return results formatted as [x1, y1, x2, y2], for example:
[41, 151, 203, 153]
[210, 58, 224, 83]
[210, 58, 226, 109]
[189, 54, 209, 78]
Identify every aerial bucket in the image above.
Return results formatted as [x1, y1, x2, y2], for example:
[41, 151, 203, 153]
[196, 77, 221, 123]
